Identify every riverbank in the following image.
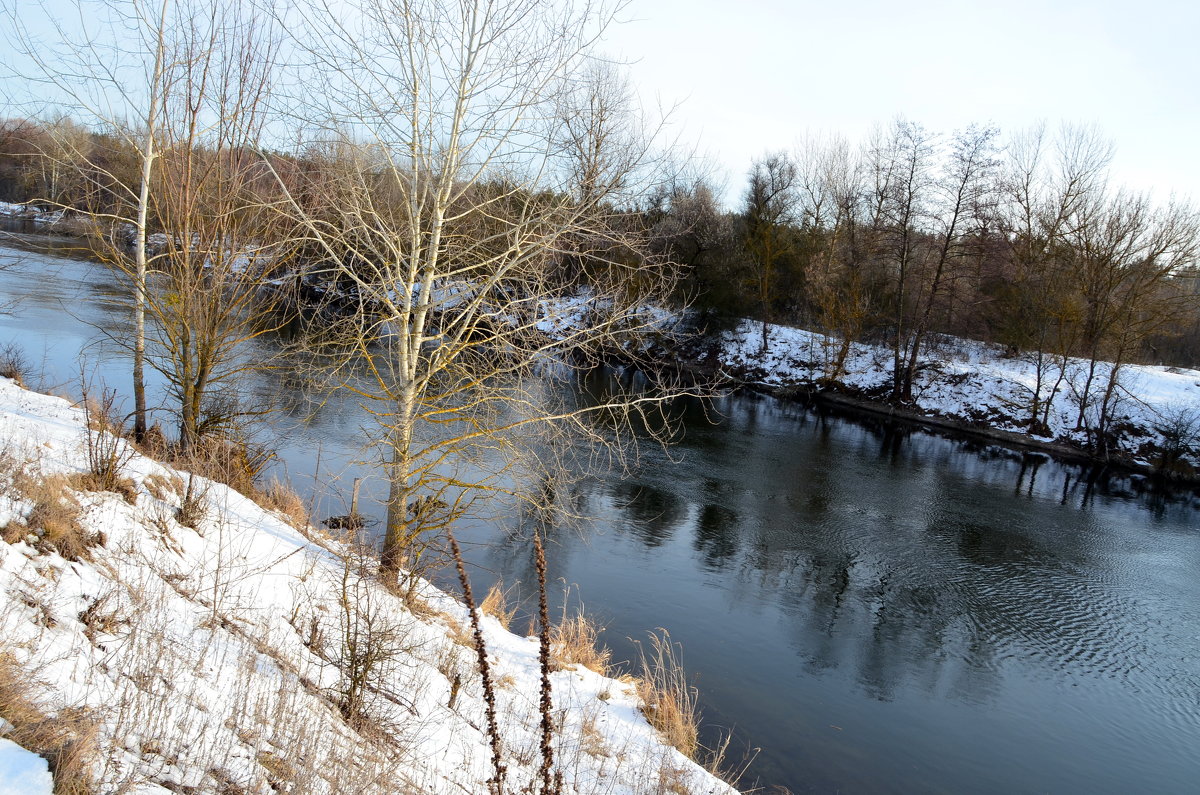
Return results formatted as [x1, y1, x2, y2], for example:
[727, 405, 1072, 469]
[3, 214, 1196, 486]
[673, 318, 1200, 484]
[0, 375, 734, 794]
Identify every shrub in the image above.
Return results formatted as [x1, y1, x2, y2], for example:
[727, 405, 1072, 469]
[79, 384, 136, 501]
[0, 341, 30, 386]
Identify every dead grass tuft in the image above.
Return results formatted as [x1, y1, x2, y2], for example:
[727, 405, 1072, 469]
[260, 477, 308, 529]
[0, 651, 98, 795]
[550, 611, 611, 676]
[634, 630, 699, 760]
[176, 472, 208, 530]
[70, 471, 137, 504]
[256, 750, 296, 788]
[144, 472, 184, 502]
[10, 474, 104, 561]
[129, 423, 169, 460]
[479, 580, 518, 631]
[78, 592, 125, 645]
[178, 436, 270, 500]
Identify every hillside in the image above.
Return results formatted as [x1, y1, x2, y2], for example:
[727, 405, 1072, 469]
[0, 376, 733, 794]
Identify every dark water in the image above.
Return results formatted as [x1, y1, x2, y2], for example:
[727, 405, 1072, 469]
[3, 230, 1200, 794]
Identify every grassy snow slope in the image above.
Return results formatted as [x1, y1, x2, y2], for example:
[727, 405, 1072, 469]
[0, 377, 733, 794]
[712, 320, 1200, 469]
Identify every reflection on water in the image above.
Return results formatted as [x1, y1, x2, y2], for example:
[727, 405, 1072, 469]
[2, 232, 1200, 794]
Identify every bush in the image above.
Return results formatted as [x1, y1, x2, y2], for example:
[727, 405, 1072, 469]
[79, 384, 136, 500]
[0, 341, 30, 386]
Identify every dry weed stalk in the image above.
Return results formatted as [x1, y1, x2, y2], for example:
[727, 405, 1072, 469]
[534, 527, 563, 795]
[447, 530, 506, 794]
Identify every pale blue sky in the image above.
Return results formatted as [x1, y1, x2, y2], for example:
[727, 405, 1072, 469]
[602, 0, 1200, 206]
[5, 0, 1196, 209]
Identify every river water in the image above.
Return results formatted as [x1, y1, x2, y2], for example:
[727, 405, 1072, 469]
[2, 228, 1200, 793]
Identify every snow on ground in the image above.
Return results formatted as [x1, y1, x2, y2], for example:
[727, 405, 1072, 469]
[712, 319, 1200, 467]
[0, 202, 40, 219]
[0, 202, 63, 226]
[0, 377, 733, 794]
[0, 737, 54, 795]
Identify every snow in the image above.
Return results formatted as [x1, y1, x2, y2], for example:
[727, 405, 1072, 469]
[0, 738, 53, 795]
[0, 377, 734, 794]
[0, 202, 42, 219]
[711, 319, 1200, 466]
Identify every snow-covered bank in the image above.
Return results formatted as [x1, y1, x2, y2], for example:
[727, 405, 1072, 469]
[701, 320, 1200, 474]
[0, 377, 733, 794]
[0, 202, 66, 228]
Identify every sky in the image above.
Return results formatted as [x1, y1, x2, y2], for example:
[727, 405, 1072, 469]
[599, 0, 1200, 208]
[4, 0, 1197, 211]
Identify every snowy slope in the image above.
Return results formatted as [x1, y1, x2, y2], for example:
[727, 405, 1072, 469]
[0, 737, 53, 795]
[0, 377, 734, 795]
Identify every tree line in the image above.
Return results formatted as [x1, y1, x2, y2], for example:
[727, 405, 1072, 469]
[649, 121, 1200, 415]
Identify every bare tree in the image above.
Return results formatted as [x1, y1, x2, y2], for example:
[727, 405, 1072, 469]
[3, 0, 180, 441]
[5, 0, 284, 453]
[794, 133, 875, 381]
[263, 1, 688, 788]
[742, 151, 797, 352]
[995, 123, 1113, 430]
[897, 124, 999, 398]
[140, 0, 283, 453]
[1066, 189, 1200, 453]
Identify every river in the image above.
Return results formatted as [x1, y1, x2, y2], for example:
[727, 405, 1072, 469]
[2, 227, 1199, 793]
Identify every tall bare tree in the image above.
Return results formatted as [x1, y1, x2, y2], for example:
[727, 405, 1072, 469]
[263, 2, 688, 788]
[3, 0, 179, 440]
[142, 0, 282, 453]
[742, 151, 797, 352]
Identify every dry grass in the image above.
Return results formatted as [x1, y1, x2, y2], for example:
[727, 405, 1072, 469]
[550, 611, 611, 676]
[143, 472, 184, 502]
[4, 474, 105, 562]
[0, 651, 98, 795]
[634, 630, 699, 760]
[479, 580, 518, 630]
[260, 477, 308, 529]
[178, 437, 270, 500]
[70, 471, 137, 504]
